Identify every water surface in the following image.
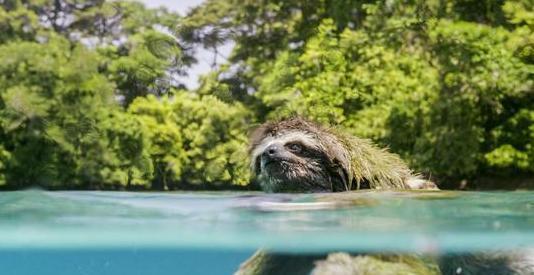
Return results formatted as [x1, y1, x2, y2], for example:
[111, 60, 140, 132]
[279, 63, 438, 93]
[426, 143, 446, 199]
[1, 190, 533, 252]
[0, 190, 533, 274]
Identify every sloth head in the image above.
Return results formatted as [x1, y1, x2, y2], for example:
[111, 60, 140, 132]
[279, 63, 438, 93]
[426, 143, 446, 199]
[249, 118, 353, 193]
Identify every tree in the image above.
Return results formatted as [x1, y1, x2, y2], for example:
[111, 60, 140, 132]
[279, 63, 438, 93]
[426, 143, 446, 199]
[182, 0, 533, 187]
[0, 36, 153, 188]
[0, 0, 531, 189]
[129, 92, 252, 190]
[0, 0, 186, 189]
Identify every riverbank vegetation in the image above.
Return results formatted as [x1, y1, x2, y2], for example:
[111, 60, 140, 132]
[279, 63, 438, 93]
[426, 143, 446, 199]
[0, 0, 532, 190]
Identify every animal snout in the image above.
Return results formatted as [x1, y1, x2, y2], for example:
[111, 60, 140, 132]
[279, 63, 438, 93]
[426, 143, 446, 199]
[262, 144, 283, 160]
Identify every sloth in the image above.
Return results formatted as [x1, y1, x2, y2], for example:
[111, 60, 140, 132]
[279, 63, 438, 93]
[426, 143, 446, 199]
[249, 117, 437, 192]
[237, 117, 533, 275]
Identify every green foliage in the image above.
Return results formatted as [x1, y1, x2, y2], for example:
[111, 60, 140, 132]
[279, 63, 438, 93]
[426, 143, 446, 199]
[0, 35, 153, 188]
[0, 0, 252, 190]
[485, 110, 534, 173]
[130, 93, 252, 189]
[128, 95, 187, 189]
[0, 0, 532, 189]
[107, 29, 183, 106]
[183, 0, 533, 187]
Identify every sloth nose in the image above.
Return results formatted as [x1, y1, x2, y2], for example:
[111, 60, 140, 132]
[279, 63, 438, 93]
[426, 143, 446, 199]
[263, 144, 282, 159]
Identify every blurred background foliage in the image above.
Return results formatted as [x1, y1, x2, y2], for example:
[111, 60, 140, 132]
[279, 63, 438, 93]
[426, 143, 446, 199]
[0, 0, 531, 190]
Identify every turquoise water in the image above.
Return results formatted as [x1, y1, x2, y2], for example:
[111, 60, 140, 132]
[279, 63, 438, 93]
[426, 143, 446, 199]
[1, 190, 533, 274]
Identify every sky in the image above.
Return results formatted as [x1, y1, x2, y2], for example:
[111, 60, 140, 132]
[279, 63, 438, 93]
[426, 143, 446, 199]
[140, 0, 204, 15]
[140, 0, 231, 89]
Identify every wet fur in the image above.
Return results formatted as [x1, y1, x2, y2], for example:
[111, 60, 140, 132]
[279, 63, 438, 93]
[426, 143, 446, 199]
[249, 117, 432, 192]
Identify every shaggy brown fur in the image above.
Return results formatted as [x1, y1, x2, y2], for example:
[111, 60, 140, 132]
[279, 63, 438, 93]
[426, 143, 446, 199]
[249, 117, 436, 192]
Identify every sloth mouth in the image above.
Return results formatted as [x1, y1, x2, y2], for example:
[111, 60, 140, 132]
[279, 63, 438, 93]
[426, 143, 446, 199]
[263, 160, 286, 169]
[259, 161, 332, 192]
[261, 159, 296, 175]
[261, 156, 294, 167]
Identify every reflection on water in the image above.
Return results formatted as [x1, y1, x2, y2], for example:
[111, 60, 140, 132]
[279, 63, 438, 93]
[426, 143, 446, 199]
[0, 190, 532, 274]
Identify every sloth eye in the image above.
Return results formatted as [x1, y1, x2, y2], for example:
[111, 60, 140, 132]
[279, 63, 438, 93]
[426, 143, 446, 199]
[286, 143, 303, 153]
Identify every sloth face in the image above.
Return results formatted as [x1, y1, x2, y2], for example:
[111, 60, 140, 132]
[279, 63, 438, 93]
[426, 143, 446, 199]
[250, 131, 348, 193]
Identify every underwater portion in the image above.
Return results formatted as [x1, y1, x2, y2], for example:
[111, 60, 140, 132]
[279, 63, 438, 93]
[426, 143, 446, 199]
[0, 190, 533, 274]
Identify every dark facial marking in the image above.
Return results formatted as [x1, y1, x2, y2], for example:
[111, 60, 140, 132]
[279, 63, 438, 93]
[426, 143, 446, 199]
[249, 118, 356, 193]
[285, 142, 303, 154]
[256, 142, 339, 192]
